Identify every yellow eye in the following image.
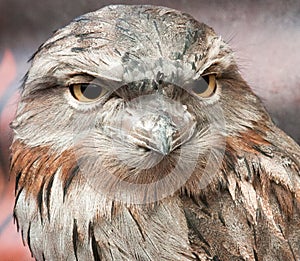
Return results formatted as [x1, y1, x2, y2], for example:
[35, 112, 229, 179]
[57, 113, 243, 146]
[69, 83, 107, 102]
[191, 74, 217, 98]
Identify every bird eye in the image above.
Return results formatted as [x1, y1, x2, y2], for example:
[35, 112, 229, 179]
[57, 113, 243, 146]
[69, 83, 107, 102]
[191, 74, 217, 98]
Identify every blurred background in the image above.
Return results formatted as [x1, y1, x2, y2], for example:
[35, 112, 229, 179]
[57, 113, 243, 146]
[0, 0, 299, 260]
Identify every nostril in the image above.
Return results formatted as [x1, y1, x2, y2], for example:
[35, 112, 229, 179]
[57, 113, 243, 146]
[137, 145, 151, 153]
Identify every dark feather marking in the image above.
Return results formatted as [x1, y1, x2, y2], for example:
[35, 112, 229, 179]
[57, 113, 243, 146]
[89, 222, 102, 261]
[184, 209, 211, 248]
[42, 252, 45, 261]
[152, 20, 163, 56]
[111, 200, 115, 218]
[114, 48, 122, 56]
[192, 252, 201, 261]
[244, 157, 252, 181]
[199, 194, 209, 208]
[202, 245, 212, 256]
[252, 161, 260, 180]
[156, 42, 163, 56]
[13, 209, 20, 232]
[278, 225, 297, 261]
[15, 171, 22, 193]
[128, 209, 145, 241]
[253, 145, 274, 158]
[190, 195, 211, 217]
[179, 251, 196, 260]
[45, 173, 55, 221]
[200, 206, 211, 217]
[246, 219, 252, 228]
[192, 61, 196, 70]
[217, 179, 227, 191]
[287, 240, 297, 261]
[223, 151, 236, 172]
[12, 169, 23, 224]
[71, 47, 85, 53]
[108, 245, 114, 261]
[27, 222, 33, 257]
[190, 194, 201, 208]
[75, 33, 90, 38]
[115, 244, 128, 257]
[182, 29, 198, 55]
[73, 219, 79, 261]
[233, 166, 241, 179]
[152, 20, 160, 36]
[63, 165, 80, 201]
[218, 211, 226, 226]
[73, 16, 91, 22]
[253, 224, 259, 261]
[97, 56, 109, 66]
[20, 71, 29, 90]
[116, 25, 136, 41]
[37, 178, 46, 223]
[253, 248, 259, 261]
[28, 44, 44, 62]
[213, 256, 221, 261]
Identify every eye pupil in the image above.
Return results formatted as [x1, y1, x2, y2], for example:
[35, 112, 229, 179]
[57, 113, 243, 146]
[192, 76, 209, 94]
[189, 74, 217, 98]
[81, 84, 103, 99]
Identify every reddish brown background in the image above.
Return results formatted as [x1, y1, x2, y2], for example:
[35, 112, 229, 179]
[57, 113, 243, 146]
[0, 0, 299, 260]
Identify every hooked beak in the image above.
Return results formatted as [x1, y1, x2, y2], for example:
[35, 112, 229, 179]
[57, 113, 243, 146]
[131, 111, 196, 155]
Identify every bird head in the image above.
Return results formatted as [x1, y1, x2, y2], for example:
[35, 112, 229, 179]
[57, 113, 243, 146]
[11, 5, 269, 204]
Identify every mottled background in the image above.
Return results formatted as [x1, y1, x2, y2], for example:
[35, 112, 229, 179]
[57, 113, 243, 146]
[0, 0, 299, 260]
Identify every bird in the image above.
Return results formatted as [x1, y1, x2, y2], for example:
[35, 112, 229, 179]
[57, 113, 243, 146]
[10, 5, 300, 261]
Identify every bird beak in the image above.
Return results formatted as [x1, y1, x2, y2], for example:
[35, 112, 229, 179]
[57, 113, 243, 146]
[131, 111, 196, 155]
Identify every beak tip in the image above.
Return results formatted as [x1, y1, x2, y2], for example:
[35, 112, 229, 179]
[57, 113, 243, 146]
[160, 148, 171, 156]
